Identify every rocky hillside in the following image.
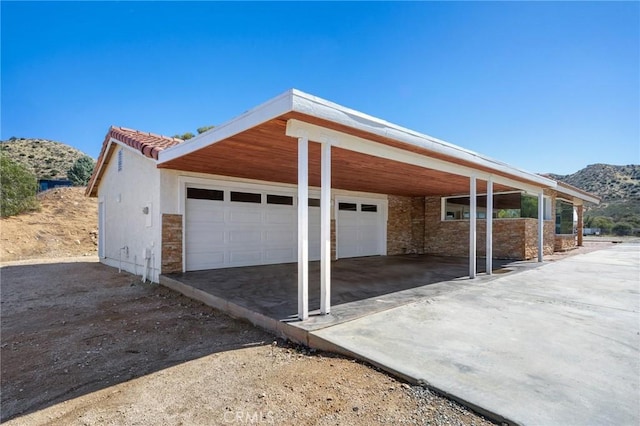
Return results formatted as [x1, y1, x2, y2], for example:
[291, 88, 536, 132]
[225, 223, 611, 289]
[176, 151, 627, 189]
[549, 164, 640, 222]
[548, 164, 640, 201]
[0, 138, 90, 180]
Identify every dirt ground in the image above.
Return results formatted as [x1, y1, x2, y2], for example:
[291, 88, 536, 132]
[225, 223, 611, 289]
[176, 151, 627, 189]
[1, 261, 493, 425]
[0, 187, 98, 263]
[2, 188, 630, 425]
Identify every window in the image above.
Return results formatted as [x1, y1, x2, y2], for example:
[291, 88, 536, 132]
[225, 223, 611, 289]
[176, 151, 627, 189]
[308, 198, 320, 207]
[230, 191, 261, 203]
[361, 204, 378, 212]
[267, 194, 293, 205]
[187, 188, 223, 201]
[443, 192, 541, 220]
[338, 202, 357, 211]
[556, 200, 575, 234]
[520, 195, 538, 219]
[117, 149, 123, 172]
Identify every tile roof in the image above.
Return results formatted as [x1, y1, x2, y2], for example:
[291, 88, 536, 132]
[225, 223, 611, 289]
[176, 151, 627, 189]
[108, 126, 183, 160]
[86, 126, 184, 196]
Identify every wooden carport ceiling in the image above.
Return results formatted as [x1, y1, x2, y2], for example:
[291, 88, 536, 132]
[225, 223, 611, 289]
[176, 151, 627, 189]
[158, 115, 516, 197]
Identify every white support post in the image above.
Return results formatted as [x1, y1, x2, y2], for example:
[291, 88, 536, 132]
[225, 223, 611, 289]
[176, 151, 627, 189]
[486, 178, 493, 275]
[469, 175, 477, 279]
[320, 142, 331, 315]
[538, 192, 544, 263]
[297, 137, 309, 320]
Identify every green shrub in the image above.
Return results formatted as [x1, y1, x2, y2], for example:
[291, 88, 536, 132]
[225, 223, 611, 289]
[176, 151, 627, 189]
[612, 222, 633, 236]
[67, 156, 95, 186]
[0, 154, 39, 217]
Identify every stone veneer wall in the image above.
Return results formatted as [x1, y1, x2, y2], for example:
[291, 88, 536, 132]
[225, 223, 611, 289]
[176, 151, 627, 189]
[554, 235, 577, 252]
[523, 220, 556, 259]
[421, 196, 556, 260]
[411, 197, 426, 254]
[161, 214, 183, 274]
[387, 195, 425, 255]
[387, 196, 413, 255]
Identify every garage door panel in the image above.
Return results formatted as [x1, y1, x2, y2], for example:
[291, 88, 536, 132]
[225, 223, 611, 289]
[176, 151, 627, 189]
[186, 251, 225, 270]
[265, 229, 295, 244]
[265, 247, 295, 262]
[229, 250, 262, 266]
[337, 200, 385, 259]
[265, 210, 295, 224]
[228, 229, 262, 244]
[227, 210, 263, 223]
[186, 185, 383, 270]
[186, 184, 323, 270]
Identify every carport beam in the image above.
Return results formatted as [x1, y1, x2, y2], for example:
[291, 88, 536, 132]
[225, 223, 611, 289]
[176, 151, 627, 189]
[469, 176, 477, 279]
[298, 137, 309, 320]
[538, 192, 544, 263]
[486, 178, 493, 275]
[320, 142, 331, 315]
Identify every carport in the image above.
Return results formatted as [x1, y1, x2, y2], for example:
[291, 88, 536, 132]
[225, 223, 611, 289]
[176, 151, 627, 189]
[160, 253, 519, 332]
[157, 89, 556, 320]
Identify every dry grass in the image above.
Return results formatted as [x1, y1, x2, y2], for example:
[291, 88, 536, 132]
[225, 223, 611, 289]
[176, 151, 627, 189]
[0, 187, 97, 262]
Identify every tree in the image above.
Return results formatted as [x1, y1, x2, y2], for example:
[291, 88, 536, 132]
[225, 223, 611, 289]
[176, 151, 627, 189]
[171, 132, 195, 140]
[585, 216, 614, 234]
[0, 154, 39, 217]
[612, 222, 633, 236]
[197, 125, 215, 134]
[172, 125, 215, 140]
[67, 156, 96, 186]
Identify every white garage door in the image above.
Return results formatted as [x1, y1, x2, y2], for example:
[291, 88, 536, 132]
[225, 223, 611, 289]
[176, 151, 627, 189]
[337, 199, 385, 258]
[185, 185, 320, 271]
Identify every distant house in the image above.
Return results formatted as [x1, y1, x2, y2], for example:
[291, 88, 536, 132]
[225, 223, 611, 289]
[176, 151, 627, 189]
[86, 89, 599, 319]
[38, 179, 72, 192]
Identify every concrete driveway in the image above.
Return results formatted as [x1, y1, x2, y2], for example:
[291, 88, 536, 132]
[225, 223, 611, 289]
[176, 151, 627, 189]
[312, 243, 640, 425]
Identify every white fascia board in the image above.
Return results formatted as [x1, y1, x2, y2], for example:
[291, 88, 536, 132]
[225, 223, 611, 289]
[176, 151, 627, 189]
[556, 186, 600, 205]
[290, 90, 555, 189]
[158, 90, 295, 164]
[87, 138, 114, 196]
[286, 119, 545, 194]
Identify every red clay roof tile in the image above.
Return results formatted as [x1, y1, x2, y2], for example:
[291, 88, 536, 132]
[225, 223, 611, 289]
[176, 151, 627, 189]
[86, 126, 184, 196]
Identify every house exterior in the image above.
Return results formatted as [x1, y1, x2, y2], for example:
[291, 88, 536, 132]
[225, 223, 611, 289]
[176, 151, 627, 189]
[86, 89, 599, 319]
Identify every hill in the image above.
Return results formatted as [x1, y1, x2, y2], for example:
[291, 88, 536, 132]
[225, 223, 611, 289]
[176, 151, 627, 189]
[549, 164, 640, 224]
[548, 164, 640, 201]
[0, 138, 90, 180]
[0, 187, 98, 262]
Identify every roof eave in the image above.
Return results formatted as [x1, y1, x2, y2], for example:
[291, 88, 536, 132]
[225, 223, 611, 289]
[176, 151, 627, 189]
[158, 89, 296, 163]
[290, 90, 555, 188]
[556, 184, 601, 205]
[157, 88, 555, 189]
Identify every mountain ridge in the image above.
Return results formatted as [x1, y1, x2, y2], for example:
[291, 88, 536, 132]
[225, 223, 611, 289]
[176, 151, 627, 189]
[547, 163, 639, 202]
[0, 138, 91, 180]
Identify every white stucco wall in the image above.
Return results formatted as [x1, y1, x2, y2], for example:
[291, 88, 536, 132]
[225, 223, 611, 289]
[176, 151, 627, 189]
[97, 144, 162, 282]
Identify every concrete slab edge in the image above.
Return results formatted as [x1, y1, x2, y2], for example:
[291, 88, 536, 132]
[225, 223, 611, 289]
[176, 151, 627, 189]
[307, 332, 518, 426]
[159, 275, 312, 345]
[159, 275, 518, 425]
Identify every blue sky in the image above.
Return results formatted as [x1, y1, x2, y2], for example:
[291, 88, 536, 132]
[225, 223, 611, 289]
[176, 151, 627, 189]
[1, 1, 638, 175]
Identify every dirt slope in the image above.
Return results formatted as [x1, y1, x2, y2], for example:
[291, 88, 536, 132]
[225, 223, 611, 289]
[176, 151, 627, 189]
[0, 187, 97, 262]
